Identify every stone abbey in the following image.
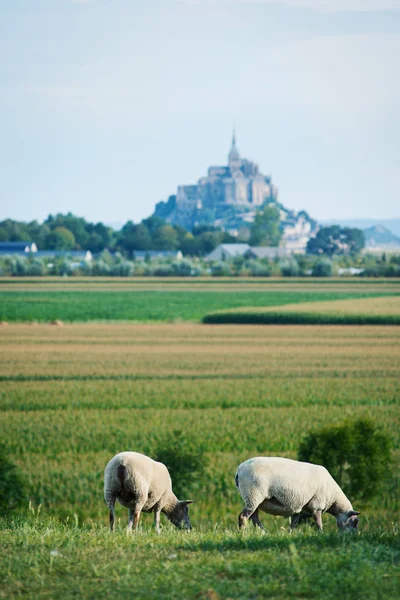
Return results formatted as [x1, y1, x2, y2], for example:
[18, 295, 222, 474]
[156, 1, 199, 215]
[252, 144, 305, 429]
[154, 132, 317, 250]
[176, 131, 278, 210]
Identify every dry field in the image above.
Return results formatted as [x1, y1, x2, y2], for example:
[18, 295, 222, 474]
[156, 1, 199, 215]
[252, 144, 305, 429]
[0, 276, 399, 294]
[204, 295, 400, 324]
[222, 296, 400, 316]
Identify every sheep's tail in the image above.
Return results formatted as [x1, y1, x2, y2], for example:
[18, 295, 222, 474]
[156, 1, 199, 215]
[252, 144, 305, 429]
[235, 472, 239, 488]
[117, 464, 126, 492]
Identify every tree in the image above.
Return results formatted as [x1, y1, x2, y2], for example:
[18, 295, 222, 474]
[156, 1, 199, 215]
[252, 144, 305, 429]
[118, 222, 152, 254]
[153, 430, 209, 499]
[249, 204, 282, 246]
[141, 216, 166, 237]
[45, 213, 89, 249]
[279, 258, 300, 277]
[342, 227, 365, 255]
[26, 220, 50, 250]
[86, 222, 114, 251]
[193, 231, 224, 255]
[312, 258, 333, 277]
[0, 219, 30, 242]
[27, 258, 46, 276]
[86, 233, 105, 253]
[153, 225, 179, 250]
[45, 227, 76, 250]
[179, 232, 197, 256]
[298, 419, 392, 501]
[307, 226, 365, 257]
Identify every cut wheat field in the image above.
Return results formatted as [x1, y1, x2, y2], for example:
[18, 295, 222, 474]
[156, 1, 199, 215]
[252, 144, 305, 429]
[1, 319, 399, 598]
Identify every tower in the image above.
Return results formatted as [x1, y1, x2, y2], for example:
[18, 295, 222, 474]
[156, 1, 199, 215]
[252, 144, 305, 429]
[228, 128, 241, 171]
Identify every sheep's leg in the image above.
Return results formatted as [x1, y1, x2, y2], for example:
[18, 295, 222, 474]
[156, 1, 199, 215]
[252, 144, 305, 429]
[313, 511, 323, 532]
[238, 507, 254, 529]
[109, 508, 115, 532]
[250, 509, 265, 530]
[290, 513, 301, 530]
[127, 509, 135, 532]
[106, 497, 116, 532]
[127, 507, 142, 532]
[154, 509, 161, 534]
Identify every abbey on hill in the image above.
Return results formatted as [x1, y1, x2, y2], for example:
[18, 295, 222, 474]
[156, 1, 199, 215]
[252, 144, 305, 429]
[153, 133, 317, 251]
[155, 132, 277, 229]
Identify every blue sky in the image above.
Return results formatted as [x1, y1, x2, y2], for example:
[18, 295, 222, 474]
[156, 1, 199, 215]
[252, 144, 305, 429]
[1, 0, 399, 225]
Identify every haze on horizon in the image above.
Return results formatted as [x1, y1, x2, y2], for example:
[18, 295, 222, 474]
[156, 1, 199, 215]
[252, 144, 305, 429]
[1, 0, 399, 225]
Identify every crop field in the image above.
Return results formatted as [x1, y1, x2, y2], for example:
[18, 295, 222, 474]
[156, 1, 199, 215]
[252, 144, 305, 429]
[0, 277, 399, 323]
[1, 318, 399, 598]
[204, 296, 400, 325]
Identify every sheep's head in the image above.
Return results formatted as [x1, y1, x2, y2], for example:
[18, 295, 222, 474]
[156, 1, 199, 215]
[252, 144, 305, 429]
[337, 510, 360, 533]
[169, 500, 193, 530]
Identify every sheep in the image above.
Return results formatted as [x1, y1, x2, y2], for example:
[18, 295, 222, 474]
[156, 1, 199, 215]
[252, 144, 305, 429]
[235, 456, 360, 533]
[104, 451, 193, 533]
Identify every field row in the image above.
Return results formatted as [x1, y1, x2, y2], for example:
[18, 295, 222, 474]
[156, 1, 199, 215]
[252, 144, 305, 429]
[1, 325, 399, 381]
[4, 404, 399, 455]
[1, 286, 399, 322]
[1, 377, 398, 410]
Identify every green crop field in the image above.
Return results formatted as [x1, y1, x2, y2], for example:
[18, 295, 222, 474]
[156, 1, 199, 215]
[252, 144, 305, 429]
[1, 317, 399, 598]
[0, 277, 399, 322]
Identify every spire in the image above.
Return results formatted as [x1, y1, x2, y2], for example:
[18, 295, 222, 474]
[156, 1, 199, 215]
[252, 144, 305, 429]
[228, 126, 240, 169]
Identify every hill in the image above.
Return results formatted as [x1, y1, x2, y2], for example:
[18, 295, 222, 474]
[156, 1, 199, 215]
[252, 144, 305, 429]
[363, 225, 400, 249]
[322, 219, 400, 238]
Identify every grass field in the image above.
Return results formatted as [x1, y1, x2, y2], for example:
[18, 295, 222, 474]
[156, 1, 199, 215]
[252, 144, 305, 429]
[1, 518, 399, 600]
[0, 277, 399, 322]
[1, 318, 399, 598]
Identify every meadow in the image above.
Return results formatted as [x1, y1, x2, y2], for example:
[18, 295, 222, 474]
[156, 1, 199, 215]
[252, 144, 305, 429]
[0, 316, 399, 598]
[1, 278, 399, 598]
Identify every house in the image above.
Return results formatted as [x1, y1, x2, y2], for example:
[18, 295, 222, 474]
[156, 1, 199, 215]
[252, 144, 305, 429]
[205, 243, 251, 261]
[206, 243, 295, 261]
[0, 242, 92, 262]
[244, 246, 293, 260]
[35, 250, 93, 262]
[0, 241, 38, 254]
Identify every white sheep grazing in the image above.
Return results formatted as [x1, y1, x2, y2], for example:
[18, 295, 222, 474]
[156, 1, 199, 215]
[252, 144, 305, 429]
[235, 457, 360, 533]
[104, 451, 193, 532]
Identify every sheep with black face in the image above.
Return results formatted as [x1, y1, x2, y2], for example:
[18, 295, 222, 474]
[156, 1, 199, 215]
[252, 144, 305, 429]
[235, 457, 360, 533]
[104, 451, 193, 532]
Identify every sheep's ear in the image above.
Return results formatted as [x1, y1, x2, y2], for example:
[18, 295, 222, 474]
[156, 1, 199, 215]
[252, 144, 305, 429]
[181, 500, 194, 505]
[348, 510, 360, 517]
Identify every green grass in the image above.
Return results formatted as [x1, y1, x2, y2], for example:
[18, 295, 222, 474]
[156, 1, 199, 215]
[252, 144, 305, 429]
[1, 516, 399, 600]
[0, 288, 399, 322]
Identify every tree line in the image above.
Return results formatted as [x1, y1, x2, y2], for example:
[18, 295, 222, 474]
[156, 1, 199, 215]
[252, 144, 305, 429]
[0, 214, 236, 256]
[0, 210, 365, 257]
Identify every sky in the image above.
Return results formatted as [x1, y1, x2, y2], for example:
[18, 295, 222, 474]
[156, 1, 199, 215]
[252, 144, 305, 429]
[1, 0, 399, 225]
